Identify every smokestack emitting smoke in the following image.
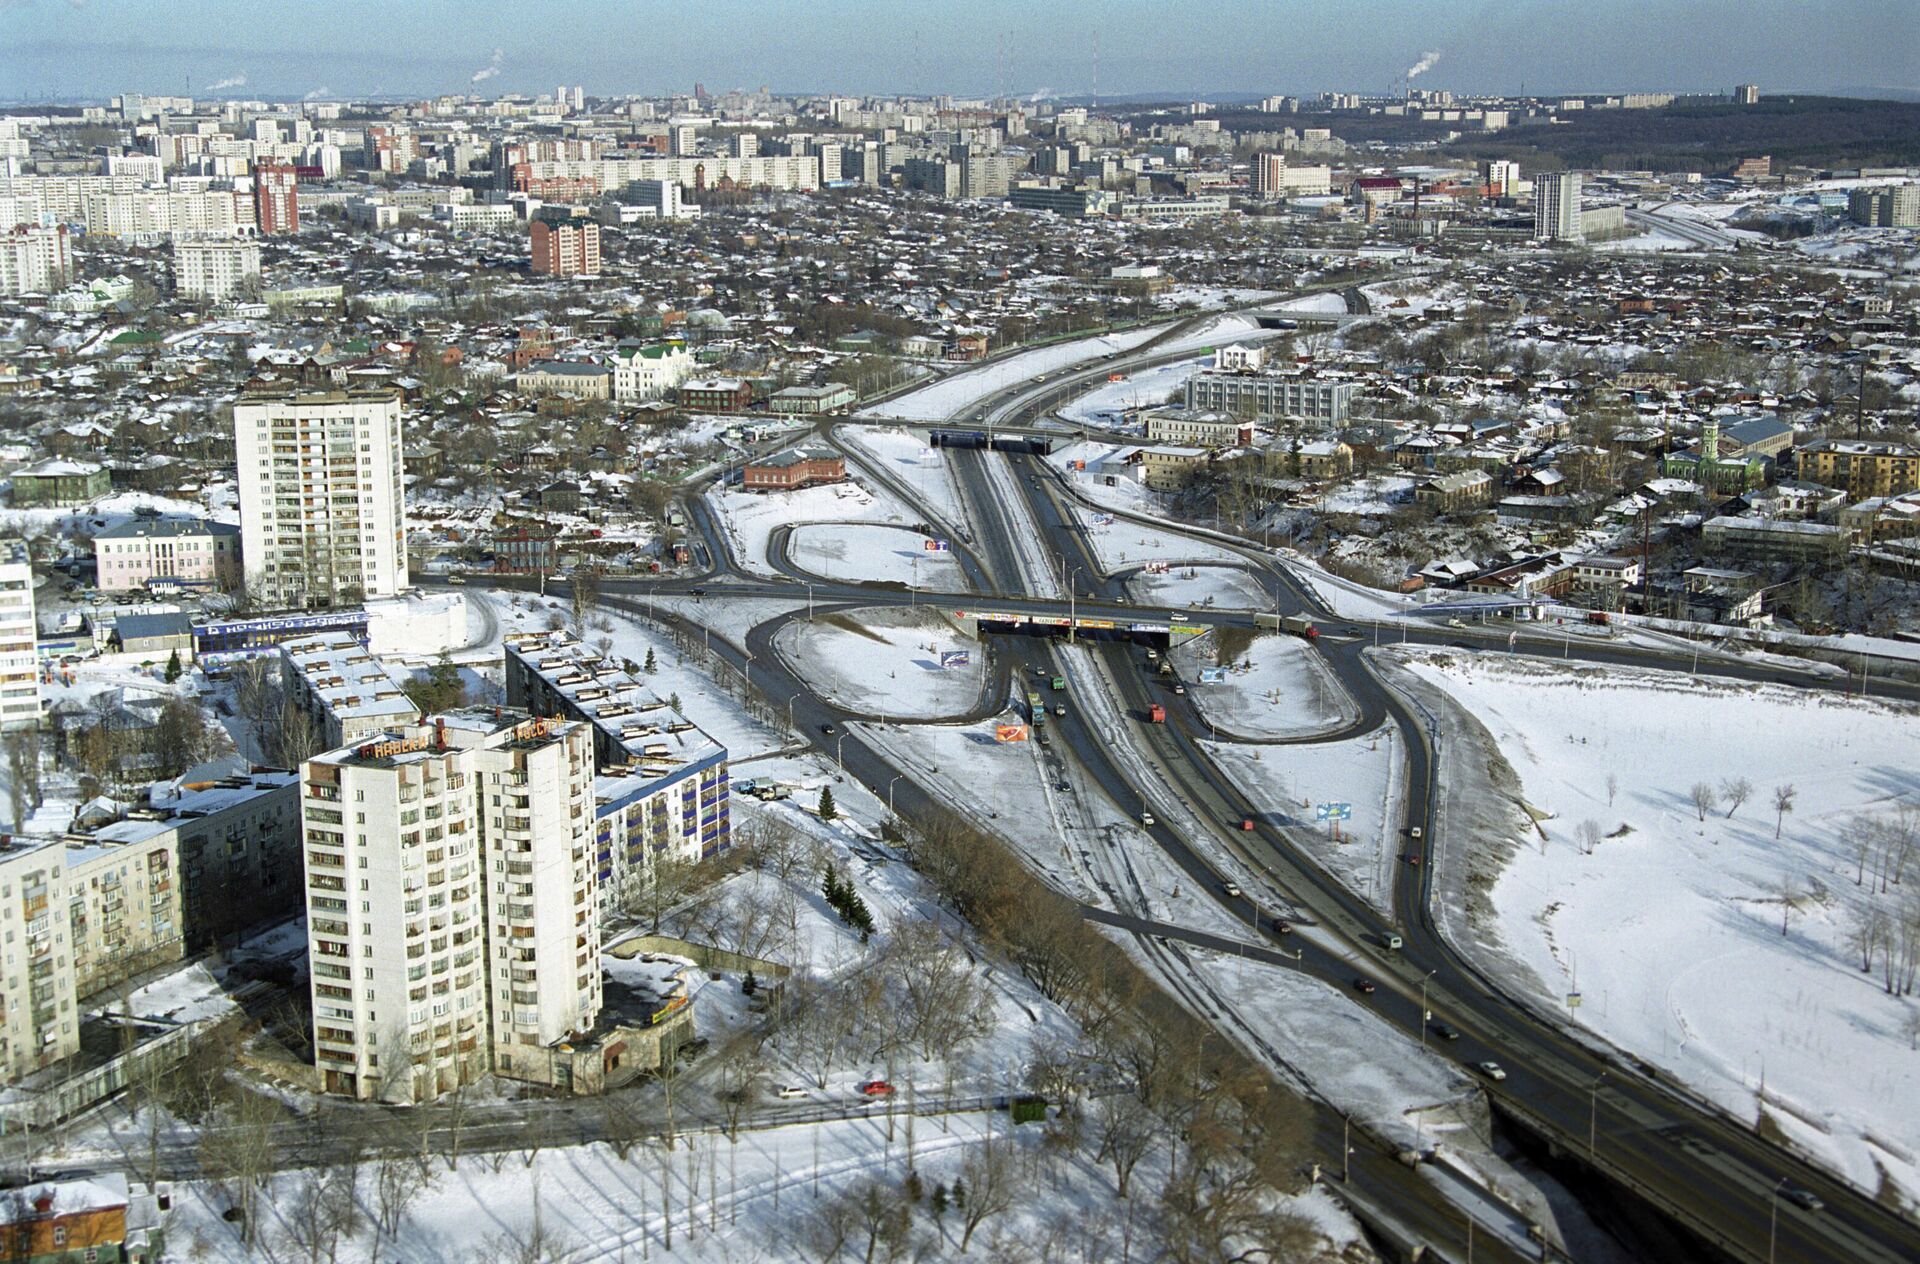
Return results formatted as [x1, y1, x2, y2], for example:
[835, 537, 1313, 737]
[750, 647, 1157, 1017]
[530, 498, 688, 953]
[205, 74, 246, 92]
[1406, 50, 1442, 79]
[471, 48, 504, 84]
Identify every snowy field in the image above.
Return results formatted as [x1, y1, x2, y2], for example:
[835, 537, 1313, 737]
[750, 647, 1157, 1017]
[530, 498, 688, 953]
[832, 425, 971, 534]
[707, 481, 917, 577]
[858, 327, 1167, 422]
[773, 608, 989, 721]
[1394, 650, 1920, 1207]
[1172, 631, 1359, 739]
[1125, 564, 1274, 612]
[1205, 731, 1405, 917]
[1319, 474, 1415, 516]
[787, 523, 970, 592]
[1075, 506, 1244, 573]
[1273, 291, 1349, 315]
[1055, 356, 1207, 428]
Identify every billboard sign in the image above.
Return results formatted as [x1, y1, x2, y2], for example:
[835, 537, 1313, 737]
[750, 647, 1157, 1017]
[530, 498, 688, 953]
[939, 650, 971, 669]
[924, 539, 950, 552]
[995, 724, 1030, 743]
[1198, 667, 1228, 684]
[1315, 802, 1353, 821]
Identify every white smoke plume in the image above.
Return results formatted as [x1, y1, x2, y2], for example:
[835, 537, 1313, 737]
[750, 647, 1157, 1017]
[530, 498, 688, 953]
[1406, 50, 1442, 80]
[471, 48, 504, 84]
[205, 74, 247, 92]
[302, 86, 331, 102]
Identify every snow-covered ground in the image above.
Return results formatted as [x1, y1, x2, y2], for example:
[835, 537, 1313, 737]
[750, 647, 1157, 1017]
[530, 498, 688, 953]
[1172, 631, 1358, 739]
[1075, 505, 1244, 573]
[787, 523, 971, 592]
[1391, 650, 1920, 1207]
[773, 607, 988, 721]
[858, 326, 1168, 422]
[1205, 731, 1405, 917]
[832, 425, 971, 535]
[1273, 291, 1349, 314]
[706, 481, 917, 577]
[1055, 356, 1206, 428]
[1320, 474, 1415, 516]
[1125, 564, 1275, 612]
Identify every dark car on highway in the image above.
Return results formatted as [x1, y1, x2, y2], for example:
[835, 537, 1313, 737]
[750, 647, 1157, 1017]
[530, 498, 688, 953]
[1352, 977, 1376, 994]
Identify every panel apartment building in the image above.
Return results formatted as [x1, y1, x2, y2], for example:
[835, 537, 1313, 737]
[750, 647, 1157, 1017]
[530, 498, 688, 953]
[1183, 370, 1358, 427]
[503, 632, 731, 914]
[302, 711, 604, 1101]
[0, 541, 39, 732]
[233, 386, 409, 608]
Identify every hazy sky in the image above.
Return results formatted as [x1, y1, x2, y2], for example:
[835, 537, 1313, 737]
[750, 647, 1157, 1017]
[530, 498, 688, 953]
[2, 0, 1915, 103]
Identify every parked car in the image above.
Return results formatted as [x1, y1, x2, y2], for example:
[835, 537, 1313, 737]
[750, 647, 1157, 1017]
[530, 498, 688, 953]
[774, 1085, 808, 1099]
[858, 1080, 896, 1098]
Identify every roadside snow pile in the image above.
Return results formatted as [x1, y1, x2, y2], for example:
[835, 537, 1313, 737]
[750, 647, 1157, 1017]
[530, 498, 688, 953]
[774, 608, 988, 720]
[1273, 291, 1348, 314]
[1394, 650, 1920, 1206]
[708, 481, 916, 577]
[1173, 631, 1358, 739]
[788, 523, 970, 591]
[834, 426, 971, 532]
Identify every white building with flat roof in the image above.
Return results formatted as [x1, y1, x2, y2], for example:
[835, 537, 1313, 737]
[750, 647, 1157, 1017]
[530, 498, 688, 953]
[173, 237, 261, 301]
[280, 632, 420, 748]
[234, 386, 409, 607]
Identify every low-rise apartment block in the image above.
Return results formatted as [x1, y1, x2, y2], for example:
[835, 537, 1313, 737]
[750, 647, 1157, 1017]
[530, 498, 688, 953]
[504, 632, 731, 913]
[1184, 371, 1357, 427]
[281, 633, 420, 748]
[1797, 438, 1920, 499]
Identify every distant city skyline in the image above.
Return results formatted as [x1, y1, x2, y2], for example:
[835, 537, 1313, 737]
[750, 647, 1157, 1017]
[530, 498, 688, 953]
[1, 0, 1915, 104]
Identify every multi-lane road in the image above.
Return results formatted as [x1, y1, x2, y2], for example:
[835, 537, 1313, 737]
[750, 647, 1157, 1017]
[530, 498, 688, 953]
[458, 301, 1917, 1262]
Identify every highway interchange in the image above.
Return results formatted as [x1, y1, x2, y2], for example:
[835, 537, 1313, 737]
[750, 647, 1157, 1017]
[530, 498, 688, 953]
[449, 300, 1917, 1264]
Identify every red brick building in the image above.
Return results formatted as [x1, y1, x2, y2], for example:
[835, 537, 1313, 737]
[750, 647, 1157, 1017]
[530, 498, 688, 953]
[743, 444, 847, 492]
[678, 377, 753, 412]
[253, 161, 299, 234]
[530, 219, 601, 276]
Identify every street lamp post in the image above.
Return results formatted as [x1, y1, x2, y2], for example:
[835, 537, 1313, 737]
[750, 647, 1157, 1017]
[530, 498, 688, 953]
[888, 775, 903, 816]
[1769, 1177, 1790, 1264]
[1342, 1115, 1352, 1182]
[806, 582, 815, 621]
[786, 695, 797, 731]
[1589, 1071, 1608, 1159]
[835, 734, 845, 768]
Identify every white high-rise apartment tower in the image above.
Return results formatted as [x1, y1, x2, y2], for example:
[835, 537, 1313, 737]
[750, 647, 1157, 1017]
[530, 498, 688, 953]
[302, 711, 600, 1102]
[1534, 171, 1582, 241]
[234, 386, 409, 608]
[0, 540, 40, 731]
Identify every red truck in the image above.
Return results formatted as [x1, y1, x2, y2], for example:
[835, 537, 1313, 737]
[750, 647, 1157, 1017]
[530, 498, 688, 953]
[1148, 703, 1166, 723]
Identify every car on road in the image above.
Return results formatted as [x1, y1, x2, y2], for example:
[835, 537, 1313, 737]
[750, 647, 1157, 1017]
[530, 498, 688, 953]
[820, 723, 837, 736]
[1352, 977, 1376, 994]
[1172, 683, 1186, 695]
[1273, 919, 1292, 934]
[774, 1085, 808, 1099]
[858, 1080, 896, 1097]
[1476, 1061, 1507, 1081]
[1240, 817, 1255, 831]
[1781, 1186, 1824, 1212]
[1409, 826, 1423, 840]
[446, 574, 467, 585]
[690, 586, 707, 597]
[1223, 882, 1241, 898]
[1053, 704, 1065, 716]
[1404, 853, 1422, 867]
[1140, 811, 1156, 827]
[1430, 1022, 1460, 1041]
[1057, 780, 1070, 791]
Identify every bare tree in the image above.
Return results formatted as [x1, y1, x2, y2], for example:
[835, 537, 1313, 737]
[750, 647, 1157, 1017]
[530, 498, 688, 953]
[282, 1165, 352, 1264]
[1092, 1091, 1156, 1200]
[956, 1139, 1016, 1251]
[1777, 877, 1798, 937]
[1845, 906, 1884, 973]
[715, 1032, 765, 1142]
[1720, 777, 1754, 820]
[197, 1091, 285, 1248]
[373, 1149, 436, 1258]
[849, 1179, 912, 1264]
[1689, 782, 1718, 823]
[1606, 772, 1618, 807]
[1773, 784, 1797, 840]
[1576, 820, 1603, 856]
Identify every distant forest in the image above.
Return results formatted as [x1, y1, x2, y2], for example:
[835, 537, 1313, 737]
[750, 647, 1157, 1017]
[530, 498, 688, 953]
[1212, 96, 1920, 174]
